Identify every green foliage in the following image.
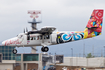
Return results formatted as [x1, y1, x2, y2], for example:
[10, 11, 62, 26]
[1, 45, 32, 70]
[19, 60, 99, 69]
[86, 53, 94, 58]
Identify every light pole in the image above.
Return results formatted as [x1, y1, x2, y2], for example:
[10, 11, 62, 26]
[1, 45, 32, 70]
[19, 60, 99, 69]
[71, 48, 73, 57]
[104, 46, 105, 67]
[71, 48, 73, 69]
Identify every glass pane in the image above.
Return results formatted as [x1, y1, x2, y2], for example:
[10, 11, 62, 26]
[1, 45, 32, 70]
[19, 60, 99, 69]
[2, 46, 4, 49]
[46, 35, 50, 39]
[9, 54, 11, 57]
[11, 47, 15, 50]
[2, 50, 4, 53]
[5, 54, 8, 56]
[11, 54, 14, 57]
[5, 46, 8, 49]
[44, 35, 46, 39]
[3, 53, 5, 57]
[9, 57, 11, 60]
[16, 54, 21, 56]
[13, 54, 16, 56]
[11, 57, 15, 60]
[40, 35, 42, 40]
[9, 50, 12, 53]
[16, 55, 21, 61]
[0, 46, 2, 49]
[9, 47, 11, 49]
[34, 37, 36, 40]
[30, 37, 33, 40]
[4, 57, 8, 60]
[23, 54, 39, 61]
[5, 50, 8, 53]
[3, 57, 5, 60]
[13, 57, 15, 60]
[0, 50, 2, 53]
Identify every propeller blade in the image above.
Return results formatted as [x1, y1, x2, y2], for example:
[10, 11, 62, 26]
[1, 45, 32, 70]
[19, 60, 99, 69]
[26, 27, 28, 32]
[24, 28, 25, 33]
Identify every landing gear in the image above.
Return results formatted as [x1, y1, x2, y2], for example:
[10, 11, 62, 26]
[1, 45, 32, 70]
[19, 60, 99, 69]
[41, 47, 49, 52]
[12, 49, 17, 54]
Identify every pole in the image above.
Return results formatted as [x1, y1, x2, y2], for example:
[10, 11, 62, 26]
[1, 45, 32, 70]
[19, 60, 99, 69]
[83, 43, 85, 57]
[71, 48, 73, 57]
[92, 45, 94, 57]
[71, 48, 73, 69]
[101, 49, 103, 57]
[55, 53, 56, 70]
[104, 46, 105, 67]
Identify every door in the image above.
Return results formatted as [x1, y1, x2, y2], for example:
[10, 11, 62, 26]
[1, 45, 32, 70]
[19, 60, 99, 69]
[51, 33, 57, 44]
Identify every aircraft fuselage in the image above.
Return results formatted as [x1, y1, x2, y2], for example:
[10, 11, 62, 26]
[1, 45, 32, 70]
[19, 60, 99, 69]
[2, 31, 84, 47]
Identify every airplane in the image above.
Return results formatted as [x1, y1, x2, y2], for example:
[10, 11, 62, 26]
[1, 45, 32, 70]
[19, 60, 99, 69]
[2, 9, 104, 54]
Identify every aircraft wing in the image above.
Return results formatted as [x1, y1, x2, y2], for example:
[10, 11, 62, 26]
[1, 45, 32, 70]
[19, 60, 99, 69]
[27, 26, 56, 35]
[40, 27, 56, 34]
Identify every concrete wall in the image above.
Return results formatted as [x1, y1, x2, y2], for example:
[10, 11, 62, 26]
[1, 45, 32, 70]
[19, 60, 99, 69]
[27, 63, 38, 70]
[2, 60, 16, 63]
[0, 64, 13, 70]
[58, 57, 105, 67]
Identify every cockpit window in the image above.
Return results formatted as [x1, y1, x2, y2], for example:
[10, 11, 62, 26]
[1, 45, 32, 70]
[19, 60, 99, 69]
[18, 35, 23, 38]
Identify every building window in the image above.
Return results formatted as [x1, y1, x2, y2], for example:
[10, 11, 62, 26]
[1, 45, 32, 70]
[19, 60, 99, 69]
[16, 54, 21, 61]
[23, 54, 39, 61]
[0, 46, 16, 60]
[0, 47, 2, 49]
[0, 54, 2, 62]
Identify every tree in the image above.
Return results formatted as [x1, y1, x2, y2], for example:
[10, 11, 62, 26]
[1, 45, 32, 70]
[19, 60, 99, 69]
[86, 53, 94, 58]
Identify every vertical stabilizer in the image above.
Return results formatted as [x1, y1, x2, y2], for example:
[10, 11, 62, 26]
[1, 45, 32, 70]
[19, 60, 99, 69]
[84, 9, 104, 39]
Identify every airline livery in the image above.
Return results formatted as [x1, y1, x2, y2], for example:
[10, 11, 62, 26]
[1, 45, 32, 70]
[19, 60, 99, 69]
[2, 9, 104, 54]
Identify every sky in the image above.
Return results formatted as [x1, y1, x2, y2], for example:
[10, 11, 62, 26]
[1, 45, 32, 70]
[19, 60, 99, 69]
[0, 0, 105, 56]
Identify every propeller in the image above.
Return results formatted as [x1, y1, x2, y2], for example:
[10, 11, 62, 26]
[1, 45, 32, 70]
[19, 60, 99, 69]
[24, 27, 28, 33]
[24, 28, 25, 33]
[26, 27, 28, 32]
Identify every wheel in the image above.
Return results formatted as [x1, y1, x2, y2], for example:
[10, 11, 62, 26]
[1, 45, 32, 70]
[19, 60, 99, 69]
[41, 47, 45, 52]
[41, 47, 49, 52]
[12, 49, 17, 54]
[44, 47, 49, 52]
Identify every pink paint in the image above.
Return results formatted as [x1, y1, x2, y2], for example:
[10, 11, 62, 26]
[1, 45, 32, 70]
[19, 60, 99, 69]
[5, 39, 22, 46]
[68, 34, 71, 37]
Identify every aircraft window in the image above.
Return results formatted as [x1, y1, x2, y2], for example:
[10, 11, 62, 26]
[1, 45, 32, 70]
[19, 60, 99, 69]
[44, 35, 46, 39]
[18, 35, 23, 38]
[44, 35, 50, 39]
[30, 37, 33, 40]
[27, 35, 30, 40]
[46, 35, 50, 39]
[37, 36, 39, 40]
[39, 36, 41, 40]
[34, 37, 36, 40]
[40, 35, 42, 40]
[36, 36, 38, 40]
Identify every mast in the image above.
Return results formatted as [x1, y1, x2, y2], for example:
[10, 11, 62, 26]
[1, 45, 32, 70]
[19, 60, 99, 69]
[28, 10, 42, 53]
